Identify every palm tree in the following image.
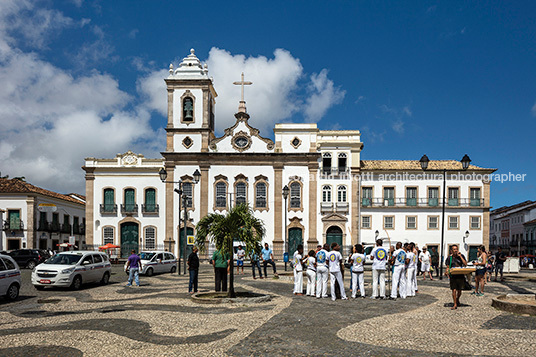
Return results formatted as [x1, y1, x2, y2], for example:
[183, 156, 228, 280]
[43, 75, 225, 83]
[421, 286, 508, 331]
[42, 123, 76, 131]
[196, 204, 266, 298]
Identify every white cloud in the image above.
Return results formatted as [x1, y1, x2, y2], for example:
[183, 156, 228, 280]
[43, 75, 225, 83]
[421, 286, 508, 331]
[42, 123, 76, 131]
[391, 120, 405, 134]
[304, 69, 346, 122]
[0, 4, 161, 194]
[532, 102, 536, 116]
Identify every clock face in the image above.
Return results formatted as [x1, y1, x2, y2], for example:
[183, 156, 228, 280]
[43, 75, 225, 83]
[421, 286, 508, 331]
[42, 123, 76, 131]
[234, 136, 249, 148]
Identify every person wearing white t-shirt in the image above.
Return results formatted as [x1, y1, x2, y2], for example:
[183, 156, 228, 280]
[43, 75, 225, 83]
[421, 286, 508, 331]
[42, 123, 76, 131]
[406, 243, 417, 297]
[328, 243, 347, 301]
[419, 247, 433, 281]
[413, 244, 419, 292]
[370, 239, 388, 299]
[236, 245, 245, 275]
[389, 242, 408, 300]
[305, 250, 316, 296]
[315, 244, 330, 298]
[349, 244, 366, 298]
[293, 245, 304, 295]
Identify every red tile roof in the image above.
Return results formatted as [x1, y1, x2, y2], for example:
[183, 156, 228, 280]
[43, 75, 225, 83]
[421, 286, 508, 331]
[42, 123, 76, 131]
[0, 178, 84, 206]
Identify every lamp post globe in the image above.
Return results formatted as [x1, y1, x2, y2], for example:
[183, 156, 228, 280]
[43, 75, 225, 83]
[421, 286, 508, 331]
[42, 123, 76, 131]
[419, 154, 430, 170]
[159, 168, 167, 182]
[461, 154, 471, 170]
[193, 169, 201, 184]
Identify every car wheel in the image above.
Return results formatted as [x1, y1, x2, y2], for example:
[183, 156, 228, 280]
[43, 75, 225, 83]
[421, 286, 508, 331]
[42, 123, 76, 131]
[6, 283, 19, 300]
[170, 266, 176, 274]
[27, 260, 36, 270]
[71, 275, 82, 290]
[34, 285, 45, 291]
[146, 268, 153, 277]
[101, 272, 110, 285]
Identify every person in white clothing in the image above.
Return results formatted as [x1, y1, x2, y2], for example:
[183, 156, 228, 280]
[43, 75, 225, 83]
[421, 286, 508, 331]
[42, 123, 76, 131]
[236, 245, 245, 275]
[305, 250, 316, 296]
[293, 245, 304, 295]
[328, 242, 347, 301]
[406, 243, 417, 297]
[349, 244, 366, 298]
[315, 244, 330, 298]
[370, 239, 388, 299]
[419, 247, 433, 280]
[389, 242, 408, 300]
[412, 243, 419, 292]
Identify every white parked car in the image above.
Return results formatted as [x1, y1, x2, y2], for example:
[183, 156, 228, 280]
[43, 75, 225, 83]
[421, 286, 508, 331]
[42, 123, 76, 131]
[0, 254, 21, 300]
[125, 251, 177, 276]
[31, 251, 111, 290]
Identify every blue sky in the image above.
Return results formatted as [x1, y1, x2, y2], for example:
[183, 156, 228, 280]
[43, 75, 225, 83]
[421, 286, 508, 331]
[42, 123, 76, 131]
[0, 0, 535, 208]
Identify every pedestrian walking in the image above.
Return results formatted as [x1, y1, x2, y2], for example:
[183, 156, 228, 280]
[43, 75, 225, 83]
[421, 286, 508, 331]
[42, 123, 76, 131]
[261, 243, 277, 277]
[212, 249, 230, 292]
[315, 244, 330, 298]
[187, 246, 199, 293]
[126, 250, 142, 287]
[349, 244, 366, 298]
[293, 245, 304, 295]
[370, 239, 388, 299]
[494, 247, 507, 281]
[305, 250, 316, 297]
[250, 248, 263, 279]
[328, 242, 347, 301]
[390, 242, 408, 300]
[445, 245, 467, 310]
[430, 246, 439, 278]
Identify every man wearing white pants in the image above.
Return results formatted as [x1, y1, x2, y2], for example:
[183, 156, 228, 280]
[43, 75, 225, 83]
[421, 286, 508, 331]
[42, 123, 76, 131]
[292, 245, 304, 295]
[412, 244, 419, 292]
[349, 244, 366, 298]
[419, 247, 433, 280]
[328, 242, 347, 301]
[370, 239, 388, 299]
[406, 243, 417, 297]
[315, 244, 330, 298]
[305, 250, 316, 296]
[390, 242, 408, 300]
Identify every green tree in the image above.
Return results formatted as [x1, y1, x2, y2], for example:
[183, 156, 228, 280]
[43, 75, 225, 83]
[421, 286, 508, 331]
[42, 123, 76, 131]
[195, 204, 265, 298]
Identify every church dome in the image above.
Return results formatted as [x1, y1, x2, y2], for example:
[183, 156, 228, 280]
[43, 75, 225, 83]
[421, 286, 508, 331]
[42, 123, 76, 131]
[168, 48, 210, 80]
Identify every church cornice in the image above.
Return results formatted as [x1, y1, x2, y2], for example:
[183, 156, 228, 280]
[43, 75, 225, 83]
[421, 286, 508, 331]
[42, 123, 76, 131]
[161, 151, 320, 165]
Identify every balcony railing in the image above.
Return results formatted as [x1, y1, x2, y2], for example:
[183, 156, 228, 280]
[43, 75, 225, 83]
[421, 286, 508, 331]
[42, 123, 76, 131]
[320, 202, 333, 213]
[100, 204, 118, 215]
[142, 204, 160, 214]
[335, 202, 349, 213]
[320, 166, 350, 178]
[50, 221, 60, 232]
[38, 220, 49, 231]
[320, 202, 349, 214]
[361, 198, 485, 208]
[121, 204, 138, 214]
[2, 220, 24, 231]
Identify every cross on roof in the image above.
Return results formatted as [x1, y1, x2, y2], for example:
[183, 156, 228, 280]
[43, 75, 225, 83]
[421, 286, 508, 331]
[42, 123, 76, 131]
[233, 72, 252, 102]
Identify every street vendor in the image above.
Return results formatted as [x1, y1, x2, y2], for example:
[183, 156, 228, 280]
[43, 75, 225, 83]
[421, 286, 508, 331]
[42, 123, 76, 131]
[445, 245, 467, 310]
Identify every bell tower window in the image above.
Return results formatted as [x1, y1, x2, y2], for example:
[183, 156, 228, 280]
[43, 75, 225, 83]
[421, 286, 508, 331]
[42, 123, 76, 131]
[182, 97, 194, 122]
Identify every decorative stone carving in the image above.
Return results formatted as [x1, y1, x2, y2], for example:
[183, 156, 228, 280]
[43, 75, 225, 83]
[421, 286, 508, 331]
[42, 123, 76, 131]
[231, 131, 252, 152]
[291, 137, 302, 149]
[182, 136, 193, 149]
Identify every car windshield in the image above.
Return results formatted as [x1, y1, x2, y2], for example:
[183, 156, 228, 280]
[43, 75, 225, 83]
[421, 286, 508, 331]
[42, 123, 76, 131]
[45, 254, 82, 265]
[140, 252, 155, 260]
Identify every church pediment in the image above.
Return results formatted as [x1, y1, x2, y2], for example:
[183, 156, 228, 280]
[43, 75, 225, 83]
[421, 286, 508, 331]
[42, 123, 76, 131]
[321, 213, 348, 223]
[209, 112, 274, 153]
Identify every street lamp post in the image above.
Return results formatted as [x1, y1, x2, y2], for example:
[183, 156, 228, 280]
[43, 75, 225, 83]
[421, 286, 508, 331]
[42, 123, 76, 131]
[159, 168, 201, 276]
[282, 185, 289, 271]
[419, 154, 471, 280]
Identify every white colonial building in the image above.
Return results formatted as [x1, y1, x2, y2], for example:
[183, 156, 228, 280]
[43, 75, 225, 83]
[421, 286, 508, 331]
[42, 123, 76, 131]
[83, 49, 495, 261]
[0, 178, 86, 251]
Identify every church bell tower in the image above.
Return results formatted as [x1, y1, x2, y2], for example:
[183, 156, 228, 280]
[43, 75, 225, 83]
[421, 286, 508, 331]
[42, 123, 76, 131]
[164, 49, 217, 153]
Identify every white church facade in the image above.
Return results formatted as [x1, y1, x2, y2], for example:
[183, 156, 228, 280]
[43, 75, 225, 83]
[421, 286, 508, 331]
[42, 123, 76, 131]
[83, 49, 495, 261]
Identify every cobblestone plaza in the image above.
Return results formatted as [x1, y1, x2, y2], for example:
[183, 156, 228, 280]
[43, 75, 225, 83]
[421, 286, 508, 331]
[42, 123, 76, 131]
[0, 265, 534, 356]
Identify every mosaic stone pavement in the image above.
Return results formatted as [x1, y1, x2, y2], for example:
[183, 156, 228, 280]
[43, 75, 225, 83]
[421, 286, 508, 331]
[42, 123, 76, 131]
[0, 265, 534, 356]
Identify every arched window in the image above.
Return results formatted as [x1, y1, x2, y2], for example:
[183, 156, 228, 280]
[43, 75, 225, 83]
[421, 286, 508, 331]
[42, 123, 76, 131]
[338, 153, 347, 174]
[337, 185, 347, 202]
[215, 182, 227, 208]
[144, 188, 156, 213]
[235, 181, 247, 205]
[290, 182, 301, 208]
[255, 182, 267, 208]
[145, 227, 156, 250]
[322, 153, 332, 175]
[183, 97, 194, 122]
[322, 185, 332, 202]
[124, 188, 136, 213]
[183, 182, 193, 208]
[103, 227, 114, 244]
[103, 188, 115, 212]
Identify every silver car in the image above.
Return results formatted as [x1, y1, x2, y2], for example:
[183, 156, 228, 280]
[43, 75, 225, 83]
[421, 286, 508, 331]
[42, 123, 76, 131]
[32, 251, 111, 290]
[0, 254, 21, 300]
